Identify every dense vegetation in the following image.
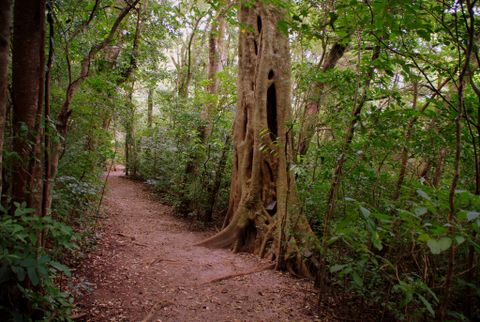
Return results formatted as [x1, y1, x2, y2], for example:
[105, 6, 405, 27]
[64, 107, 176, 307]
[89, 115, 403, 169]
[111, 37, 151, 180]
[0, 0, 479, 320]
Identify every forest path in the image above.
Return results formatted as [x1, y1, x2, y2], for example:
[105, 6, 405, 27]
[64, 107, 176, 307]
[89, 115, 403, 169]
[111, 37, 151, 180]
[73, 169, 321, 321]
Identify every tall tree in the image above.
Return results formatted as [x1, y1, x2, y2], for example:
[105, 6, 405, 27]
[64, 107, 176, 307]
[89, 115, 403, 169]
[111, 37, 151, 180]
[11, 0, 46, 210]
[199, 0, 316, 275]
[0, 0, 12, 196]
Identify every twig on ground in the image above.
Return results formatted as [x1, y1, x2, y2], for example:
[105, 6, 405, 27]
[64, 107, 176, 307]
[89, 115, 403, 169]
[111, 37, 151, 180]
[148, 258, 177, 266]
[199, 263, 274, 285]
[140, 300, 175, 322]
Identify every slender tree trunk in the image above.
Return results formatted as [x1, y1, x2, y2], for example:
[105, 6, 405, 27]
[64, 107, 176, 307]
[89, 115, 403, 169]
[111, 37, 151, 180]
[42, 2, 54, 221]
[322, 47, 380, 246]
[147, 87, 154, 129]
[439, 2, 474, 319]
[205, 134, 230, 222]
[178, 15, 204, 99]
[0, 0, 12, 197]
[125, 82, 136, 176]
[296, 42, 347, 156]
[11, 0, 46, 210]
[393, 81, 418, 200]
[198, 2, 317, 276]
[432, 148, 447, 188]
[200, 14, 225, 138]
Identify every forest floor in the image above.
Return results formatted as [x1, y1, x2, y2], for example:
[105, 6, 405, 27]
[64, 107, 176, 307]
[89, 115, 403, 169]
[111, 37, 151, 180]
[70, 168, 345, 321]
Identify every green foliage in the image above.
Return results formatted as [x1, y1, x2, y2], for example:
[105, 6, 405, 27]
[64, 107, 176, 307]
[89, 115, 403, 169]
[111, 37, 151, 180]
[0, 203, 75, 321]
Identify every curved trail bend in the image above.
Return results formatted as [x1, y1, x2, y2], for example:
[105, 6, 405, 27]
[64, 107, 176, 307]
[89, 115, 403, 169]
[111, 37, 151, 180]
[74, 169, 321, 321]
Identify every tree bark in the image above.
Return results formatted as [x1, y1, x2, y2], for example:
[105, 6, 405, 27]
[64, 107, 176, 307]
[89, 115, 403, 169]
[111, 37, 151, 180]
[200, 14, 225, 138]
[0, 0, 12, 197]
[11, 0, 46, 210]
[198, 2, 316, 276]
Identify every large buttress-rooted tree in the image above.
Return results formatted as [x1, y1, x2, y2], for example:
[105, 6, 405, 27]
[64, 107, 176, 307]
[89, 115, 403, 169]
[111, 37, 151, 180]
[199, 1, 316, 275]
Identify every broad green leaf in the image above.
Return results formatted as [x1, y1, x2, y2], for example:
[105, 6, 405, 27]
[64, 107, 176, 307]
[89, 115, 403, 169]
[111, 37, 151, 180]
[427, 237, 452, 255]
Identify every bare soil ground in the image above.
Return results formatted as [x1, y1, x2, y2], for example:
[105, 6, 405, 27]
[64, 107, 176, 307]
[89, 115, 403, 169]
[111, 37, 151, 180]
[72, 169, 327, 321]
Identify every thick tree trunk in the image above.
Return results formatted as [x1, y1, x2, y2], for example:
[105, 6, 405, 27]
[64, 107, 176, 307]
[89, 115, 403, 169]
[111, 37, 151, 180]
[198, 2, 316, 276]
[0, 0, 12, 197]
[11, 0, 46, 210]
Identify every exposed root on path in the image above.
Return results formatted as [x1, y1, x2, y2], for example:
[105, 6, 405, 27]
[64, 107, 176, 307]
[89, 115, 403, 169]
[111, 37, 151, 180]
[199, 263, 275, 285]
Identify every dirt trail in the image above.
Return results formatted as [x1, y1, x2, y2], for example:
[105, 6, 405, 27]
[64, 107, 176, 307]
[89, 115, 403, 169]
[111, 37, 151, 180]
[73, 169, 322, 321]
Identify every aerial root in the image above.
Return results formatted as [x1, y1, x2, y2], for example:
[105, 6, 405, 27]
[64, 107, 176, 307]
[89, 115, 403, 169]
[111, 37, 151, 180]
[259, 221, 277, 257]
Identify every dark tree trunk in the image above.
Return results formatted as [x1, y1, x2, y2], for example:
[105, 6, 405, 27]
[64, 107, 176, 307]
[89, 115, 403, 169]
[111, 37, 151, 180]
[0, 0, 12, 197]
[11, 0, 46, 210]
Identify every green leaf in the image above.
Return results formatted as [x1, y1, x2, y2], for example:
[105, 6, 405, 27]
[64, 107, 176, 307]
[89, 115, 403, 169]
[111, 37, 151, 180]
[417, 294, 435, 317]
[414, 207, 427, 217]
[359, 206, 371, 218]
[418, 233, 430, 242]
[427, 237, 452, 255]
[455, 236, 465, 245]
[352, 272, 363, 287]
[329, 264, 347, 273]
[416, 189, 432, 201]
[372, 232, 383, 250]
[50, 261, 71, 277]
[27, 266, 39, 286]
[11, 266, 25, 282]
